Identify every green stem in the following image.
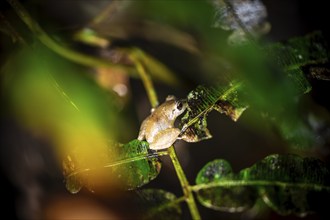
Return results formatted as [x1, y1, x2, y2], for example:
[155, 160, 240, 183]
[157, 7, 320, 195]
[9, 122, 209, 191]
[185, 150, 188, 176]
[168, 146, 201, 220]
[191, 180, 330, 192]
[130, 49, 159, 108]
[129, 45, 200, 219]
[6, 0, 135, 73]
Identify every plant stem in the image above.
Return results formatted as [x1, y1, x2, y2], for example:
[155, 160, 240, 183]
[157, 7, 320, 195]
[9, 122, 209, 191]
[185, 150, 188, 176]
[129, 45, 200, 218]
[6, 0, 135, 73]
[168, 146, 201, 220]
[130, 50, 159, 108]
[191, 180, 330, 192]
[132, 48, 200, 218]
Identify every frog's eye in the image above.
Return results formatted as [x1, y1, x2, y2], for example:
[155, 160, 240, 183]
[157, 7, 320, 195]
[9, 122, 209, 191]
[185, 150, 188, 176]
[177, 101, 183, 110]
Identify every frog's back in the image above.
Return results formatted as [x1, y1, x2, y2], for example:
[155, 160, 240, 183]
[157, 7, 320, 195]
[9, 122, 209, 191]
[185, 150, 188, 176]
[143, 114, 163, 142]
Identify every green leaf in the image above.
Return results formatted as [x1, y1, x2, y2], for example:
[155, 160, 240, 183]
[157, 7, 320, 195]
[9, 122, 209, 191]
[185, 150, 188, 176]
[233, 32, 329, 148]
[195, 159, 257, 212]
[180, 81, 247, 142]
[266, 31, 330, 94]
[268, 32, 329, 72]
[63, 140, 161, 193]
[1, 47, 160, 193]
[242, 155, 330, 215]
[116, 140, 161, 190]
[136, 189, 182, 220]
[194, 154, 330, 216]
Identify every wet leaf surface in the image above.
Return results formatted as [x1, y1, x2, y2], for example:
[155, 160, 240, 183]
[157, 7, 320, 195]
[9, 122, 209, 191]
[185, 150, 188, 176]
[180, 81, 247, 142]
[195, 154, 330, 215]
[195, 159, 257, 212]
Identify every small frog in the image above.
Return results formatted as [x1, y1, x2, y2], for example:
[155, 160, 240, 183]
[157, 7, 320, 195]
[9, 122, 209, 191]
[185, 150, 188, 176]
[138, 95, 187, 150]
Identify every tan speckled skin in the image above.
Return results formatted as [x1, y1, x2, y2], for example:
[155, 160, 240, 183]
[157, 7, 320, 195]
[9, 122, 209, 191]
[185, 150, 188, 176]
[138, 96, 187, 150]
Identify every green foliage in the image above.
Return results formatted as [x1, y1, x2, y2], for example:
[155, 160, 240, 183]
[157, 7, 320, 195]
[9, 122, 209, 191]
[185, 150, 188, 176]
[180, 81, 247, 142]
[195, 154, 330, 215]
[197, 32, 329, 149]
[262, 32, 329, 148]
[63, 139, 161, 193]
[115, 140, 161, 189]
[195, 159, 257, 212]
[2, 46, 120, 133]
[268, 32, 329, 74]
[267, 31, 329, 93]
[137, 189, 182, 220]
[132, 0, 213, 28]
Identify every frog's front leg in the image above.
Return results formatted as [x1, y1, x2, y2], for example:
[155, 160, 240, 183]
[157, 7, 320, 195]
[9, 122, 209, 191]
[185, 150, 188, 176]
[149, 128, 181, 150]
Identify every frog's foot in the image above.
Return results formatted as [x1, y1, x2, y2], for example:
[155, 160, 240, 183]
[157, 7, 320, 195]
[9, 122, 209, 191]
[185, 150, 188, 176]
[149, 128, 180, 150]
[147, 148, 157, 155]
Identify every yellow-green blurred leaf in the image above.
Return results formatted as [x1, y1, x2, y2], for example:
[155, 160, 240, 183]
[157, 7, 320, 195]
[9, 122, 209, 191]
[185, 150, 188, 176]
[63, 140, 161, 193]
[2, 45, 132, 193]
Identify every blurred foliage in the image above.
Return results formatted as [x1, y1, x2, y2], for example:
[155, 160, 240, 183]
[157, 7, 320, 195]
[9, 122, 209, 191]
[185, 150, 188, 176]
[211, 0, 271, 45]
[195, 154, 330, 215]
[2, 46, 121, 140]
[225, 32, 329, 149]
[0, 11, 24, 43]
[63, 139, 161, 193]
[136, 189, 182, 220]
[266, 31, 329, 93]
[1, 45, 135, 192]
[178, 32, 329, 148]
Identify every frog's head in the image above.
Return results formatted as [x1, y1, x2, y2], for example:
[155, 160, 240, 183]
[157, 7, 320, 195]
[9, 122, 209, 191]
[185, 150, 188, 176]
[166, 95, 187, 120]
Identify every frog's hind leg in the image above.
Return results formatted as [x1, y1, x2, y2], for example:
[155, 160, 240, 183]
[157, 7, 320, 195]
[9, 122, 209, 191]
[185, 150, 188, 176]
[138, 128, 146, 141]
[149, 128, 180, 150]
[138, 119, 148, 140]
